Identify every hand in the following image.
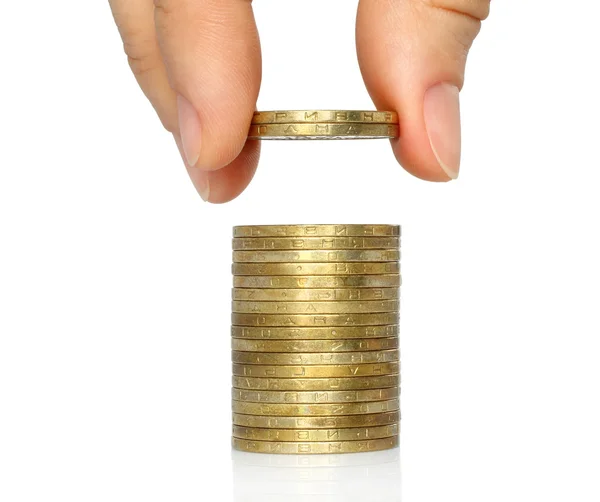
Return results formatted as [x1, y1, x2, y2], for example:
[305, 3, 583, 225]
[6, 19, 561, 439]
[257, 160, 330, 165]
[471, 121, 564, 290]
[109, 0, 490, 203]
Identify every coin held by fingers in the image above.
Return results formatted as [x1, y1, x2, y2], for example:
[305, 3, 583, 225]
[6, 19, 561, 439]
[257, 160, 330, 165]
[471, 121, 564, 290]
[248, 110, 399, 140]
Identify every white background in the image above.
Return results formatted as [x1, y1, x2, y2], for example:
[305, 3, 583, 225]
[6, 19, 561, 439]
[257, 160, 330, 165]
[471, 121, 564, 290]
[1, 1, 600, 501]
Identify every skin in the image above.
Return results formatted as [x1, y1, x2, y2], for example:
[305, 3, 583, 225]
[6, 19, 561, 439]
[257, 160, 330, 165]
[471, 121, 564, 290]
[109, 0, 490, 203]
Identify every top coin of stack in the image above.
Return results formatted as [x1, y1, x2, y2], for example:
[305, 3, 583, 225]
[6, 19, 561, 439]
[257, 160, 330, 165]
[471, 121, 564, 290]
[231, 224, 401, 455]
[248, 110, 399, 140]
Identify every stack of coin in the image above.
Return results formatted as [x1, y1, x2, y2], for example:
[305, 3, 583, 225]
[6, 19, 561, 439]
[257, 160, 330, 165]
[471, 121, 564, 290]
[231, 224, 401, 455]
[249, 110, 399, 140]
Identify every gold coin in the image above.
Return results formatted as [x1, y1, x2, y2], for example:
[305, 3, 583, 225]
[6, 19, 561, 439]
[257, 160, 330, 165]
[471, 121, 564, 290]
[233, 250, 400, 263]
[233, 225, 400, 238]
[233, 411, 400, 429]
[251, 110, 399, 125]
[232, 262, 400, 276]
[231, 325, 399, 340]
[232, 350, 399, 366]
[232, 300, 399, 314]
[233, 275, 401, 289]
[231, 337, 399, 353]
[232, 236, 400, 250]
[248, 123, 399, 140]
[232, 398, 400, 416]
[232, 287, 399, 302]
[232, 387, 399, 404]
[232, 374, 400, 391]
[233, 423, 399, 442]
[232, 312, 399, 327]
[232, 435, 399, 455]
[232, 361, 400, 378]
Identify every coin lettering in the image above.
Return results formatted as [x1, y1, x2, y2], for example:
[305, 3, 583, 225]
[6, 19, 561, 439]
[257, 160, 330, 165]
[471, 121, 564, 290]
[231, 325, 399, 339]
[251, 111, 399, 125]
[232, 362, 400, 378]
[233, 225, 401, 238]
[232, 374, 400, 391]
[233, 275, 401, 289]
[233, 411, 400, 429]
[232, 398, 400, 416]
[231, 349, 399, 365]
[232, 436, 399, 454]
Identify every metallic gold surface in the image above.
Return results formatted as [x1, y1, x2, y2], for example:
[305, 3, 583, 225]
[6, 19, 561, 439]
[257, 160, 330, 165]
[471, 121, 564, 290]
[232, 300, 399, 314]
[233, 250, 400, 263]
[232, 436, 399, 454]
[230, 223, 401, 454]
[251, 110, 398, 125]
[232, 262, 399, 276]
[233, 275, 401, 289]
[232, 387, 399, 404]
[232, 423, 399, 442]
[232, 398, 400, 416]
[232, 361, 400, 378]
[233, 236, 400, 250]
[232, 312, 399, 327]
[231, 325, 399, 340]
[232, 374, 400, 391]
[248, 123, 399, 140]
[233, 225, 400, 238]
[232, 287, 399, 302]
[233, 411, 400, 429]
[232, 350, 399, 366]
[231, 337, 399, 353]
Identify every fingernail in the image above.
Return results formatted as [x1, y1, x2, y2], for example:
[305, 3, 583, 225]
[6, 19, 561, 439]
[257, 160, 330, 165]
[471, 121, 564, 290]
[424, 83, 461, 180]
[177, 94, 201, 168]
[173, 134, 210, 202]
[196, 174, 211, 202]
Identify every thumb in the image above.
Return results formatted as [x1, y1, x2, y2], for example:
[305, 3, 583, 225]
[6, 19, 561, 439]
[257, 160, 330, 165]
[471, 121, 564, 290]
[154, 0, 261, 171]
[356, 0, 490, 181]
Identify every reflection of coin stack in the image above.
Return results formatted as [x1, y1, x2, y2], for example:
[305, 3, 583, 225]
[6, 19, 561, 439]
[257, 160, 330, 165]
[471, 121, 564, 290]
[231, 225, 401, 455]
[232, 448, 401, 502]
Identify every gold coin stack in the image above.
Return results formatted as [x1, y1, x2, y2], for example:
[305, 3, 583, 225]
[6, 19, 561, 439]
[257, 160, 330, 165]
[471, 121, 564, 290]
[231, 224, 401, 455]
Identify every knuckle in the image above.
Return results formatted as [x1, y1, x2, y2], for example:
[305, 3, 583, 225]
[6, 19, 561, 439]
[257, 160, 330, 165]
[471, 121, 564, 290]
[154, 0, 232, 33]
[153, 0, 176, 15]
[417, 0, 485, 56]
[421, 0, 491, 22]
[153, 0, 231, 49]
[123, 38, 159, 78]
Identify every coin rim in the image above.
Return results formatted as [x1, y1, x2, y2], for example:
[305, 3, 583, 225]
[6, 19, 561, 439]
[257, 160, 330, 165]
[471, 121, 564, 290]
[231, 435, 399, 454]
[232, 249, 400, 263]
[231, 337, 399, 352]
[232, 262, 400, 276]
[233, 225, 401, 238]
[232, 423, 400, 442]
[248, 123, 399, 139]
[232, 237, 400, 250]
[232, 410, 400, 429]
[231, 349, 400, 365]
[231, 398, 401, 416]
[232, 361, 401, 378]
[231, 312, 400, 327]
[232, 287, 400, 302]
[231, 374, 401, 391]
[233, 275, 401, 288]
[231, 387, 400, 404]
[251, 110, 399, 125]
[231, 324, 400, 339]
[231, 299, 400, 314]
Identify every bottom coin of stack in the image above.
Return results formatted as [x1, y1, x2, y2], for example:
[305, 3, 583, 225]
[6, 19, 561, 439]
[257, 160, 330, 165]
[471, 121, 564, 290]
[231, 225, 401, 455]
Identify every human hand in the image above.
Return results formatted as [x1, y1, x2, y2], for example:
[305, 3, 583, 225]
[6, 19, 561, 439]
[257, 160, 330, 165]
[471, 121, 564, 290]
[109, 0, 490, 203]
